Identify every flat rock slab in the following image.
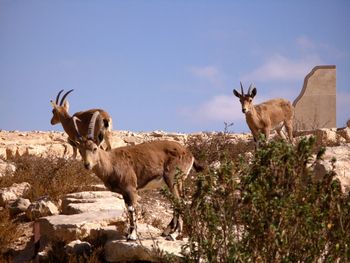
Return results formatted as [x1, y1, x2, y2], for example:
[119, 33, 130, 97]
[104, 224, 187, 262]
[36, 210, 125, 243]
[61, 191, 125, 215]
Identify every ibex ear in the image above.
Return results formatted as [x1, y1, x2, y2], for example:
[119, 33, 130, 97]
[50, 100, 57, 108]
[233, 89, 241, 98]
[62, 100, 70, 111]
[251, 88, 257, 98]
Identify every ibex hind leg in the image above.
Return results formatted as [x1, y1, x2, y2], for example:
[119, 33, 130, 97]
[103, 131, 112, 151]
[284, 120, 294, 144]
[162, 157, 194, 240]
[104, 119, 113, 151]
[68, 138, 78, 159]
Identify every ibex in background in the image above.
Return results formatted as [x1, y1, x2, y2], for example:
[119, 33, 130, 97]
[75, 112, 203, 241]
[50, 90, 113, 158]
[233, 82, 294, 144]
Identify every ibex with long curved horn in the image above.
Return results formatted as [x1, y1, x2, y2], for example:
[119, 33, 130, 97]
[75, 112, 203, 241]
[233, 82, 294, 144]
[50, 89, 113, 158]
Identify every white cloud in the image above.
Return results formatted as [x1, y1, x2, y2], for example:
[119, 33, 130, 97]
[296, 36, 316, 49]
[188, 65, 224, 87]
[296, 36, 346, 59]
[180, 94, 244, 123]
[243, 54, 323, 82]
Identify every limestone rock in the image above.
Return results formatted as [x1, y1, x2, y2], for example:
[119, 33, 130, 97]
[315, 128, 338, 146]
[61, 191, 125, 215]
[111, 137, 127, 148]
[65, 240, 92, 258]
[0, 159, 16, 177]
[337, 127, 350, 143]
[150, 130, 166, 138]
[26, 197, 59, 221]
[105, 224, 187, 263]
[321, 145, 350, 192]
[9, 197, 31, 216]
[35, 209, 125, 243]
[123, 136, 142, 146]
[0, 182, 31, 207]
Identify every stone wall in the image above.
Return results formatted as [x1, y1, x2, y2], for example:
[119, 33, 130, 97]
[293, 65, 336, 130]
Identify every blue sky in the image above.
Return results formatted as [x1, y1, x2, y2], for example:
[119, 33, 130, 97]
[1, 1, 349, 133]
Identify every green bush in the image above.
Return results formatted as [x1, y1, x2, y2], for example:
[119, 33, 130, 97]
[178, 137, 350, 262]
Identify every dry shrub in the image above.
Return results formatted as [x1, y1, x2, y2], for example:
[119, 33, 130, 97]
[1, 155, 101, 203]
[0, 208, 21, 258]
[186, 131, 254, 166]
[46, 233, 107, 263]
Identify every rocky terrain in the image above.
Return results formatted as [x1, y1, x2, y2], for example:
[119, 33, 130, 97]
[0, 128, 349, 262]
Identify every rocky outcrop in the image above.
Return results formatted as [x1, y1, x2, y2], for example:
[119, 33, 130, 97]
[0, 129, 349, 262]
[0, 182, 31, 207]
[9, 197, 31, 216]
[26, 197, 60, 221]
[315, 145, 350, 192]
[0, 130, 189, 160]
[295, 127, 350, 146]
[35, 190, 187, 262]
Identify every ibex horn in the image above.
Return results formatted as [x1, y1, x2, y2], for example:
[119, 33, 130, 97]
[59, 89, 74, 106]
[55, 90, 64, 105]
[72, 116, 82, 140]
[88, 111, 100, 140]
[240, 81, 244, 95]
[247, 84, 253, 96]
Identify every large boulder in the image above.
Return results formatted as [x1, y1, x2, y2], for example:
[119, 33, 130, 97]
[9, 197, 31, 217]
[26, 197, 60, 221]
[0, 182, 31, 207]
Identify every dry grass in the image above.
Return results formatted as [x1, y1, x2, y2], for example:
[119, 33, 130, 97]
[0, 208, 20, 258]
[0, 155, 102, 261]
[1, 155, 101, 203]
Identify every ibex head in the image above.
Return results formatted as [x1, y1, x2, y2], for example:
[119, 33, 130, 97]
[74, 111, 103, 170]
[50, 89, 74, 125]
[233, 82, 257, 114]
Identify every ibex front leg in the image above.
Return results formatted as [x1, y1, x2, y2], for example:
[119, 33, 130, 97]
[123, 188, 138, 241]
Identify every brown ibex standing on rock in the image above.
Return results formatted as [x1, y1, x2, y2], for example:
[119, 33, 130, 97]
[75, 112, 203, 241]
[233, 82, 294, 144]
[50, 90, 113, 158]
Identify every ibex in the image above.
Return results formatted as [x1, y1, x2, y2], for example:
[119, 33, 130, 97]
[50, 90, 113, 158]
[75, 112, 202, 241]
[233, 82, 294, 143]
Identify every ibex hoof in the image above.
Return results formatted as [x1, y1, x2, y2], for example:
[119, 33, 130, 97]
[127, 232, 137, 241]
[164, 232, 178, 241]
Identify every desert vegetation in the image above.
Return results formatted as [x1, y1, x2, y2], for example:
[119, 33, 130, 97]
[0, 155, 101, 262]
[174, 134, 350, 262]
[0, 130, 350, 262]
